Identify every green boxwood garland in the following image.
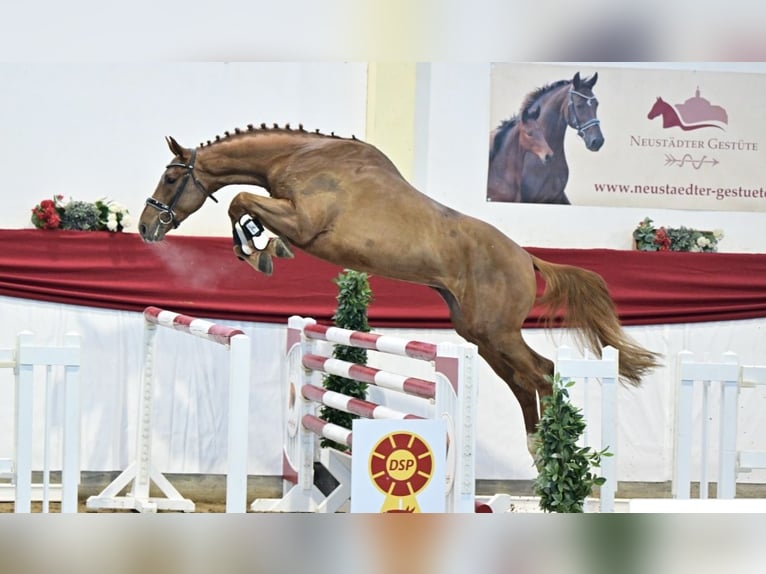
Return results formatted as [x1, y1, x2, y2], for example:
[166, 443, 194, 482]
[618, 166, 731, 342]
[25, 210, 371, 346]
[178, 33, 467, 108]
[533, 373, 611, 512]
[320, 269, 373, 451]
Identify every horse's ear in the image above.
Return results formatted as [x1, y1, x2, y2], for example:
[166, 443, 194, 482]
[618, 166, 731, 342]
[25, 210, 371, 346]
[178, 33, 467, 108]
[572, 72, 582, 89]
[165, 136, 188, 159]
[584, 72, 598, 88]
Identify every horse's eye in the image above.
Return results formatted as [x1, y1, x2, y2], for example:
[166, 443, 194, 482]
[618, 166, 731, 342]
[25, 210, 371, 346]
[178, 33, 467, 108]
[165, 175, 176, 185]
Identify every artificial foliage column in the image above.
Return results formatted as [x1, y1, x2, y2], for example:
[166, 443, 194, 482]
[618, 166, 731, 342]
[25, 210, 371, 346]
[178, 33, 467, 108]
[320, 269, 373, 451]
[533, 374, 611, 512]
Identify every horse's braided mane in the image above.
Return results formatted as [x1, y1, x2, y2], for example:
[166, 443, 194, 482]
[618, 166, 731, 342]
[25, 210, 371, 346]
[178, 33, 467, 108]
[198, 122, 358, 148]
[520, 78, 570, 112]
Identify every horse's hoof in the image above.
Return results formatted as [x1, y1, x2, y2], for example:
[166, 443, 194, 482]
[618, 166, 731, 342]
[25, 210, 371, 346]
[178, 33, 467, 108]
[256, 252, 274, 275]
[273, 237, 294, 259]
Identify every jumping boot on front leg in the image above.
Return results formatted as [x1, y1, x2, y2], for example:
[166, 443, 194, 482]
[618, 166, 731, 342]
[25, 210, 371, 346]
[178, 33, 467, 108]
[232, 214, 275, 275]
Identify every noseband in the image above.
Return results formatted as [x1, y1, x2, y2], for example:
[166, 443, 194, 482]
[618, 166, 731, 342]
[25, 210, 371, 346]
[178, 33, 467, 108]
[144, 149, 217, 228]
[567, 89, 601, 138]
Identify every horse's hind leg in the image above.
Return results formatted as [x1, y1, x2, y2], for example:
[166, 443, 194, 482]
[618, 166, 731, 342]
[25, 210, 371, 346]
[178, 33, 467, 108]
[478, 332, 555, 459]
[515, 345, 555, 458]
[228, 192, 298, 275]
[509, 380, 544, 458]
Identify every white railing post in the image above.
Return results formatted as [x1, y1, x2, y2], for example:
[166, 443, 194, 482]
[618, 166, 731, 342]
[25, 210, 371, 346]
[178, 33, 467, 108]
[14, 332, 34, 513]
[673, 351, 695, 499]
[673, 351, 740, 500]
[60, 332, 82, 513]
[12, 331, 81, 513]
[555, 345, 619, 513]
[717, 352, 740, 498]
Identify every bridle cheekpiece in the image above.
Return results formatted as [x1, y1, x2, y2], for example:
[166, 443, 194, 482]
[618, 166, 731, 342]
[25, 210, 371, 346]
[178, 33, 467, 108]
[145, 149, 217, 228]
[567, 89, 601, 139]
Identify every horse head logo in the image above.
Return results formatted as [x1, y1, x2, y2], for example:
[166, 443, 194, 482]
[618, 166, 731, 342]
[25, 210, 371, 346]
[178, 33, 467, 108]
[647, 89, 727, 131]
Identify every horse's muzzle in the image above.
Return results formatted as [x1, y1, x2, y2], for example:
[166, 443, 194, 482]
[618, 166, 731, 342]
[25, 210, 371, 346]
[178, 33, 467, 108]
[587, 136, 604, 151]
[138, 219, 167, 243]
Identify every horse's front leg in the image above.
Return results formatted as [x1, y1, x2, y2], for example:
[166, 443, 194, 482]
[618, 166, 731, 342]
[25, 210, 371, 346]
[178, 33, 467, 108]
[228, 192, 297, 276]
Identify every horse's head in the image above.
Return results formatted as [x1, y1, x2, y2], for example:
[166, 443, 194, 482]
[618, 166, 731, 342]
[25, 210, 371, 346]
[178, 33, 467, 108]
[647, 96, 665, 120]
[567, 72, 604, 151]
[520, 105, 553, 165]
[139, 137, 217, 242]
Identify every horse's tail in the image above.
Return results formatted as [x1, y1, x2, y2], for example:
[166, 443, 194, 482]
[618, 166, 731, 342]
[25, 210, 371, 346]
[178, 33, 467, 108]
[531, 255, 661, 386]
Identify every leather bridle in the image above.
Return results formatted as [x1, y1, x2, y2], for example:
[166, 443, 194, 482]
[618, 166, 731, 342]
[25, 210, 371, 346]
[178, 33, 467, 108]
[567, 89, 601, 139]
[144, 149, 217, 228]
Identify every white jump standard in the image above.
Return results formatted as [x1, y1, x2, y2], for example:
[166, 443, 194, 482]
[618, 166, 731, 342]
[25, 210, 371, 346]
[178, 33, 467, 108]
[86, 306, 251, 513]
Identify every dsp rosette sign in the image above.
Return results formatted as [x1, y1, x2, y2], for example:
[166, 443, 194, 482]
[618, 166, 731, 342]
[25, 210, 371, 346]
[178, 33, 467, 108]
[350, 419, 446, 513]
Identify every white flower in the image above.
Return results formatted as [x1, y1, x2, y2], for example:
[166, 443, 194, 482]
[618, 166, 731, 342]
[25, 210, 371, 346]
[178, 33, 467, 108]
[120, 214, 131, 228]
[713, 229, 724, 240]
[106, 218, 118, 231]
[696, 236, 711, 248]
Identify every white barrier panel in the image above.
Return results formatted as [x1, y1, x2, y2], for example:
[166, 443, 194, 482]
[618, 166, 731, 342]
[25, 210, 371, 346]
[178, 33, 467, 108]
[673, 352, 766, 500]
[0, 332, 81, 513]
[252, 316, 480, 513]
[555, 345, 619, 513]
[86, 307, 251, 513]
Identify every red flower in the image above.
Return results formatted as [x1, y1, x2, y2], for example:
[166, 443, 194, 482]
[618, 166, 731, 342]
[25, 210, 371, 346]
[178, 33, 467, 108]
[45, 213, 61, 229]
[654, 227, 671, 251]
[30, 197, 64, 230]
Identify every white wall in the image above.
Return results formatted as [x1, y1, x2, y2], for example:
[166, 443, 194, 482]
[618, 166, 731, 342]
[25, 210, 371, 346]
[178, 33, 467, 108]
[1, 62, 368, 237]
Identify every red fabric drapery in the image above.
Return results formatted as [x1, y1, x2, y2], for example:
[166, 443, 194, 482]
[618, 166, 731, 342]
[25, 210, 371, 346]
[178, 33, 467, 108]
[1, 228, 765, 328]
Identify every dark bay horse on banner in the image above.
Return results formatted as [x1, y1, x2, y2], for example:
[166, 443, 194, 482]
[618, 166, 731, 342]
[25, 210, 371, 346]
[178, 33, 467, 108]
[498, 72, 604, 205]
[487, 105, 553, 202]
[139, 123, 659, 456]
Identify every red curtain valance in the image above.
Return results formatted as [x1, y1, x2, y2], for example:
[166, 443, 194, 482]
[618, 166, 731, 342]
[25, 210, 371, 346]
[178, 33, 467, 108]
[1, 228, 765, 328]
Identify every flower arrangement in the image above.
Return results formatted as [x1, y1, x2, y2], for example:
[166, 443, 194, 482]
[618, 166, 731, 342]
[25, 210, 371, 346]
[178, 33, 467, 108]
[633, 217, 723, 252]
[31, 195, 130, 232]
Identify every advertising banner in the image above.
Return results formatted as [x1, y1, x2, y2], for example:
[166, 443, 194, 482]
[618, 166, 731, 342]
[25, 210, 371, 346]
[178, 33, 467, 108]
[488, 63, 766, 211]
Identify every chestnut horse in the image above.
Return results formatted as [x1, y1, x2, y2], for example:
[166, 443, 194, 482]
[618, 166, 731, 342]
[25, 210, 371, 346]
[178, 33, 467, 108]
[511, 72, 605, 205]
[487, 105, 553, 202]
[139, 124, 660, 456]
